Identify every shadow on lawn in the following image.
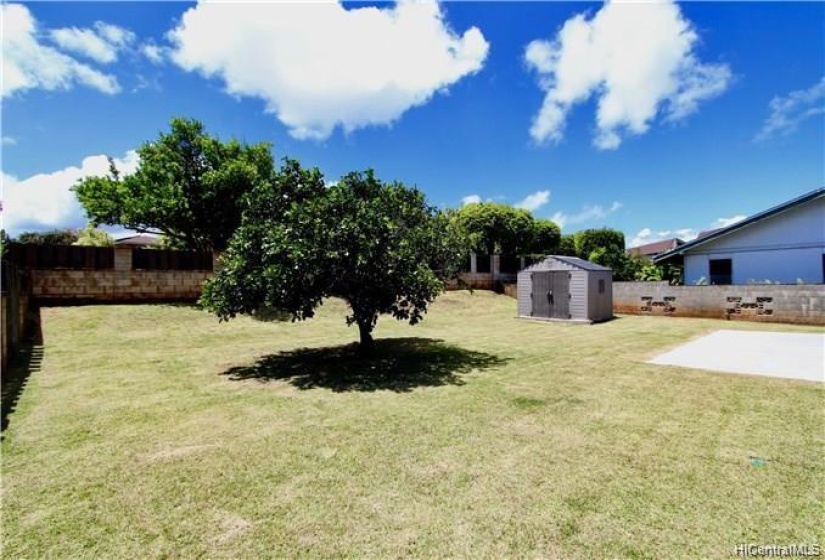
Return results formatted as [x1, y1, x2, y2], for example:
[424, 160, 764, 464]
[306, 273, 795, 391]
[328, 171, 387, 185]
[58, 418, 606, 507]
[221, 337, 507, 392]
[2, 305, 44, 437]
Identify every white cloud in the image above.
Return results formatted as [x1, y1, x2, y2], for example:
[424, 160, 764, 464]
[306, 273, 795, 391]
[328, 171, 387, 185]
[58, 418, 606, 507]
[461, 194, 482, 205]
[2, 137, 17, 146]
[525, 0, 731, 149]
[141, 43, 165, 65]
[49, 22, 135, 64]
[713, 214, 746, 228]
[168, 1, 489, 140]
[1, 4, 120, 97]
[515, 190, 551, 212]
[629, 227, 698, 248]
[2, 151, 139, 234]
[551, 201, 621, 229]
[628, 215, 745, 248]
[94, 22, 135, 49]
[754, 77, 825, 142]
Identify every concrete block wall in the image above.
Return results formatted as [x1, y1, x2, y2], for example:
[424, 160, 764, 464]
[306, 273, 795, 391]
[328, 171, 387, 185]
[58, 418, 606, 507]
[30, 269, 212, 302]
[614, 282, 825, 325]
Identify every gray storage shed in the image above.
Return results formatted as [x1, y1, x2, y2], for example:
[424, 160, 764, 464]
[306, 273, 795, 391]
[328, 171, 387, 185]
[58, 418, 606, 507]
[517, 256, 613, 323]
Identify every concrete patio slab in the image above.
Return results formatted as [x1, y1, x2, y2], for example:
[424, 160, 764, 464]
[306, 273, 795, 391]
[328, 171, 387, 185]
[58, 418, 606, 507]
[649, 329, 824, 383]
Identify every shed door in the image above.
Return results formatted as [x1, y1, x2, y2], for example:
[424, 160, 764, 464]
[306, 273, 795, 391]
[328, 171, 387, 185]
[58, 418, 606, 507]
[531, 272, 551, 317]
[549, 271, 570, 319]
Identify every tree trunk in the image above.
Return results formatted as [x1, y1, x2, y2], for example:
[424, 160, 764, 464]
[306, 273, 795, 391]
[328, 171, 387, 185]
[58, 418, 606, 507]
[357, 320, 375, 355]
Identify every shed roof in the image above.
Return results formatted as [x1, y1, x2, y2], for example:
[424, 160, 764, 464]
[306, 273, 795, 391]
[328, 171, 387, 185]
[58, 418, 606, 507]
[526, 255, 612, 272]
[654, 186, 825, 264]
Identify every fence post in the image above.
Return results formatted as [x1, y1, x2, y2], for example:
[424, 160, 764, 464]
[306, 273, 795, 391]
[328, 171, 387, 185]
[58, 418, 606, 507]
[114, 246, 133, 271]
[212, 251, 224, 273]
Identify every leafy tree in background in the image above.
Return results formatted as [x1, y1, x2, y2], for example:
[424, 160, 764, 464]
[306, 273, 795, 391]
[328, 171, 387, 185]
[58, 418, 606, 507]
[451, 203, 560, 257]
[631, 255, 683, 285]
[557, 234, 577, 256]
[73, 224, 114, 247]
[200, 165, 464, 353]
[16, 229, 80, 245]
[73, 118, 275, 251]
[573, 228, 625, 261]
[529, 218, 561, 256]
[573, 228, 639, 280]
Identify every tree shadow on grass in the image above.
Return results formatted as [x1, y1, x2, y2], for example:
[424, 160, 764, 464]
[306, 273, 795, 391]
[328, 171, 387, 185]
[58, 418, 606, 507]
[221, 337, 508, 392]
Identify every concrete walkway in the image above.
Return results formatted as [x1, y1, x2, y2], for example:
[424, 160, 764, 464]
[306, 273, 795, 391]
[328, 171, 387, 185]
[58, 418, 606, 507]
[649, 329, 825, 383]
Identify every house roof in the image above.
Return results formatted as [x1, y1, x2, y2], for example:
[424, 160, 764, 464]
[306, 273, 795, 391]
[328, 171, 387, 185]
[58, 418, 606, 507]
[114, 233, 161, 246]
[627, 238, 684, 257]
[654, 186, 825, 264]
[696, 228, 722, 239]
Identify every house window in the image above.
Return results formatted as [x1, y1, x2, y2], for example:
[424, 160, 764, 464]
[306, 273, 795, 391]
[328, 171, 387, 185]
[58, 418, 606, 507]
[598, 279, 605, 293]
[709, 258, 732, 285]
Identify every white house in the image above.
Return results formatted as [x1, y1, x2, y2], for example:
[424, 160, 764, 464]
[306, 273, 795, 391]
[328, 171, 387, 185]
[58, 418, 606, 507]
[655, 187, 825, 285]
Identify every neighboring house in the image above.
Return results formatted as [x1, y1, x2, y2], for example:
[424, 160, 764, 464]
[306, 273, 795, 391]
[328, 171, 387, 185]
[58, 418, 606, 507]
[655, 187, 825, 285]
[627, 238, 684, 260]
[114, 233, 161, 248]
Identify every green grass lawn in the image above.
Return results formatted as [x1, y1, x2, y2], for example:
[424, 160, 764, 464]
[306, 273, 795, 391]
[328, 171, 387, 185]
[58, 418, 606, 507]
[2, 291, 823, 558]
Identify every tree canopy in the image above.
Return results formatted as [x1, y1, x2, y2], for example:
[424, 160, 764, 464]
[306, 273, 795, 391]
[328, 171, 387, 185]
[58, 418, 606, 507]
[73, 118, 275, 251]
[15, 228, 79, 245]
[529, 218, 562, 256]
[73, 224, 114, 247]
[451, 202, 559, 256]
[200, 164, 464, 352]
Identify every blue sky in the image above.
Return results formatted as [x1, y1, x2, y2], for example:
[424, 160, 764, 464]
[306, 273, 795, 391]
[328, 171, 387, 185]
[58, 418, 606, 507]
[2, 1, 823, 247]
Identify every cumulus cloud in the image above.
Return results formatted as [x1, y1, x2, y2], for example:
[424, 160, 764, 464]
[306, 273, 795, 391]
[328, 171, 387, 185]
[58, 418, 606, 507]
[629, 227, 697, 248]
[2, 151, 139, 234]
[713, 214, 746, 228]
[168, 1, 489, 140]
[140, 43, 166, 65]
[1, 4, 120, 97]
[525, 0, 731, 149]
[629, 215, 746, 248]
[551, 201, 622, 229]
[461, 194, 483, 205]
[516, 190, 551, 212]
[49, 21, 136, 64]
[754, 77, 825, 142]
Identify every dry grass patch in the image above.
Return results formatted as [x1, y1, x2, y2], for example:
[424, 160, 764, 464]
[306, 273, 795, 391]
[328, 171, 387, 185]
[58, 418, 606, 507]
[2, 291, 823, 558]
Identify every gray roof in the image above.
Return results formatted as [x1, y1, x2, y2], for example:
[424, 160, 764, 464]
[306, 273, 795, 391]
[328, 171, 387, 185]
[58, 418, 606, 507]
[524, 255, 611, 272]
[550, 255, 612, 271]
[654, 186, 825, 264]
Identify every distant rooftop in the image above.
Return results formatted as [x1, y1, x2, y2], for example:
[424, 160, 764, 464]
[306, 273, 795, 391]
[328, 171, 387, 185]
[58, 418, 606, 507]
[114, 233, 160, 247]
[627, 238, 684, 257]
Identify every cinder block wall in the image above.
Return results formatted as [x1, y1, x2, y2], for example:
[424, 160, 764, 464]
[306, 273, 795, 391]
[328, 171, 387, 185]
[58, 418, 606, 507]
[30, 269, 212, 302]
[613, 282, 825, 325]
[28, 247, 215, 303]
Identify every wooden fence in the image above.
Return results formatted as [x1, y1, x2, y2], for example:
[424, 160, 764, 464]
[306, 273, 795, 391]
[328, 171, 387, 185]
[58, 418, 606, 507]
[4, 244, 213, 272]
[132, 248, 213, 271]
[1, 261, 31, 371]
[4, 243, 113, 270]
